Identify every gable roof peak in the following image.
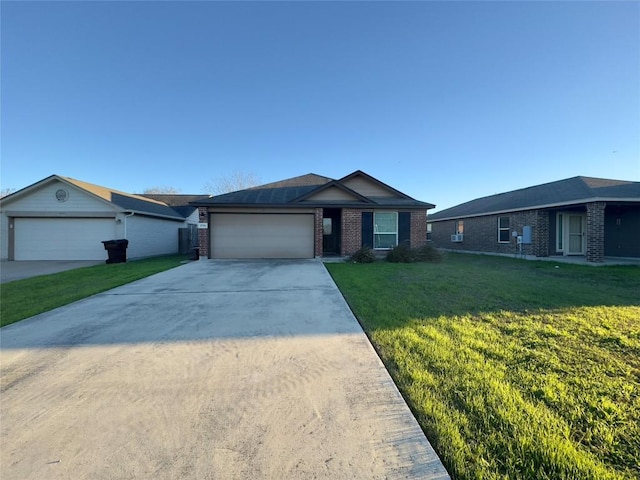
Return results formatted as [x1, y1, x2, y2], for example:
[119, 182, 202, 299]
[290, 179, 375, 204]
[338, 170, 414, 200]
[249, 173, 334, 190]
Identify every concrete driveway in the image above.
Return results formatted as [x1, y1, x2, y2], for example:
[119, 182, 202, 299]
[0, 260, 103, 283]
[0, 260, 449, 479]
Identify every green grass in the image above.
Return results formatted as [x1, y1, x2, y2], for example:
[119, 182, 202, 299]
[326, 253, 640, 480]
[1, 255, 188, 327]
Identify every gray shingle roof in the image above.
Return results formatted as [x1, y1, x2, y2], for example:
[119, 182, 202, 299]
[247, 173, 334, 189]
[193, 171, 434, 209]
[141, 194, 211, 206]
[429, 176, 640, 221]
[141, 194, 210, 218]
[101, 193, 186, 219]
[199, 185, 320, 205]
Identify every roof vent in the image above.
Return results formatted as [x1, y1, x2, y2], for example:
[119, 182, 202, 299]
[55, 188, 69, 202]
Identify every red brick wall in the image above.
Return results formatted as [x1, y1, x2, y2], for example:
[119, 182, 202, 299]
[586, 202, 606, 262]
[534, 210, 549, 257]
[411, 211, 427, 248]
[314, 208, 323, 257]
[341, 208, 362, 256]
[431, 210, 541, 257]
[339, 209, 427, 256]
[197, 207, 209, 257]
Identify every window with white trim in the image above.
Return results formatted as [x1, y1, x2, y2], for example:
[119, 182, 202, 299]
[374, 212, 397, 249]
[498, 216, 510, 243]
[455, 220, 464, 234]
[426, 223, 432, 241]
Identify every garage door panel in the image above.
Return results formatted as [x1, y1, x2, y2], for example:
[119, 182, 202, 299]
[211, 214, 314, 259]
[15, 218, 115, 260]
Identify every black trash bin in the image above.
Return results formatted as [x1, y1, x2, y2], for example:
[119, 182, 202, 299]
[102, 239, 129, 264]
[190, 247, 200, 261]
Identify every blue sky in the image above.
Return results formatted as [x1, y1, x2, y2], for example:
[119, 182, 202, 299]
[2, 1, 638, 211]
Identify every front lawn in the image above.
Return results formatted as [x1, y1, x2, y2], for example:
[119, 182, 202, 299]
[1, 255, 188, 327]
[326, 253, 640, 480]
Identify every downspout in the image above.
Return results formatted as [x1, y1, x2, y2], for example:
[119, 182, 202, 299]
[123, 212, 135, 239]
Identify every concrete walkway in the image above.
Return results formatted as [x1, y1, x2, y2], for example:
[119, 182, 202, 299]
[0, 260, 103, 283]
[0, 259, 449, 479]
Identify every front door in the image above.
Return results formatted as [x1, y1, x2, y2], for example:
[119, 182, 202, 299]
[566, 214, 586, 255]
[322, 208, 341, 255]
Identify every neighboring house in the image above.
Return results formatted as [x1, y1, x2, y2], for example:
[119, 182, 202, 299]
[140, 194, 208, 225]
[428, 176, 640, 263]
[192, 170, 435, 259]
[0, 175, 204, 261]
[141, 193, 210, 254]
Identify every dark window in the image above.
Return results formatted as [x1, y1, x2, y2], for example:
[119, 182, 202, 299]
[398, 212, 411, 245]
[498, 216, 510, 243]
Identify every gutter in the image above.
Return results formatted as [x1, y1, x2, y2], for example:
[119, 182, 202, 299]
[123, 212, 135, 238]
[190, 202, 436, 210]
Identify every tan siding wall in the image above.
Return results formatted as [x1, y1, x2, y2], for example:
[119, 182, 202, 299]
[305, 188, 358, 201]
[3, 181, 113, 213]
[341, 177, 396, 198]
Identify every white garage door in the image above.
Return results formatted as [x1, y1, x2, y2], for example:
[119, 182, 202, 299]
[15, 218, 116, 260]
[210, 213, 314, 259]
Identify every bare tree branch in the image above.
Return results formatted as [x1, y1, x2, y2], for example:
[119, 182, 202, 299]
[202, 170, 261, 195]
[0, 188, 16, 198]
[142, 186, 182, 194]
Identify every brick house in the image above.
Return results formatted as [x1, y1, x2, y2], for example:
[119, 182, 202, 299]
[192, 170, 434, 259]
[428, 176, 640, 263]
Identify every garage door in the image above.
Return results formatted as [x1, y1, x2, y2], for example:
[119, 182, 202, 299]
[14, 218, 116, 260]
[210, 214, 314, 259]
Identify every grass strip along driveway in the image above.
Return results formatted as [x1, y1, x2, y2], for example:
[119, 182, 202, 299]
[1, 255, 187, 327]
[326, 253, 640, 480]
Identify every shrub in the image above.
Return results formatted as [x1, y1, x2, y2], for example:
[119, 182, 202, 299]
[386, 242, 416, 263]
[387, 243, 444, 263]
[414, 244, 444, 262]
[349, 246, 376, 263]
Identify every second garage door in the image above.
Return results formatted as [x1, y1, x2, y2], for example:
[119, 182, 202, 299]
[14, 217, 116, 260]
[210, 213, 314, 259]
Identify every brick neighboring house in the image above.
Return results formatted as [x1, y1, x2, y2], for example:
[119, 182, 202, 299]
[428, 176, 640, 263]
[192, 170, 435, 259]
